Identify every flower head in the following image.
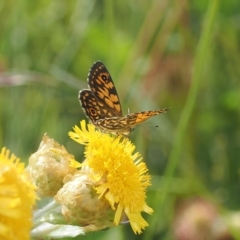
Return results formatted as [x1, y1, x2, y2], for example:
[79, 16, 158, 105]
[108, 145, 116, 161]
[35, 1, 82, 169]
[0, 147, 36, 240]
[55, 168, 117, 232]
[68, 120, 153, 234]
[26, 134, 80, 197]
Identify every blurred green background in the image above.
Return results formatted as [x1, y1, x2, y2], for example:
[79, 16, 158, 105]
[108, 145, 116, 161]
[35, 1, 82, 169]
[1, 0, 240, 239]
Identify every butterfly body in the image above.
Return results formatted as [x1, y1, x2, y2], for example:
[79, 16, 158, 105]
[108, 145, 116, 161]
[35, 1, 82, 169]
[79, 61, 169, 136]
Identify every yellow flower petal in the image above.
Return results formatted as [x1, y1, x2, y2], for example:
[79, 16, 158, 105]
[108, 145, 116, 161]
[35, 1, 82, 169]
[0, 147, 36, 240]
[68, 120, 98, 145]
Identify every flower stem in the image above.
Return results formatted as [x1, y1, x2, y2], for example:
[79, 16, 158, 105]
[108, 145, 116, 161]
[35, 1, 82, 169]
[32, 200, 60, 228]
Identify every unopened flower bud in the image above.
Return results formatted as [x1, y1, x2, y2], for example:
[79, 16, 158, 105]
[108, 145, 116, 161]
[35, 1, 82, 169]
[26, 134, 80, 197]
[55, 167, 118, 231]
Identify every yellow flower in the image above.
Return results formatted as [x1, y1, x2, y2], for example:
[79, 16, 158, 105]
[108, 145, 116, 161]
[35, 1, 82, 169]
[26, 134, 80, 197]
[0, 147, 36, 240]
[69, 120, 153, 234]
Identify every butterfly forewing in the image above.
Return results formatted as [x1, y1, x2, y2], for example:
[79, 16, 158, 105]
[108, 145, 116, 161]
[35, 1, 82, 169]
[87, 61, 122, 117]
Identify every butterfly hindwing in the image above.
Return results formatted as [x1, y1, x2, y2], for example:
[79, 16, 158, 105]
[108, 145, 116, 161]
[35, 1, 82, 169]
[79, 90, 114, 123]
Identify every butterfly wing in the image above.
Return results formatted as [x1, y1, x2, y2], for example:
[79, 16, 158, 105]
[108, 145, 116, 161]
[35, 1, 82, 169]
[95, 109, 169, 136]
[79, 89, 119, 123]
[87, 61, 122, 117]
[95, 117, 132, 136]
[126, 109, 169, 127]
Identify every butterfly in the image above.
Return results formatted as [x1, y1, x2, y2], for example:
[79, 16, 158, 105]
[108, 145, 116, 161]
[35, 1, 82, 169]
[79, 61, 169, 136]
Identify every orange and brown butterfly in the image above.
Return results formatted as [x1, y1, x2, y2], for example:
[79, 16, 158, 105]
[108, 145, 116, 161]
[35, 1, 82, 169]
[79, 61, 169, 136]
